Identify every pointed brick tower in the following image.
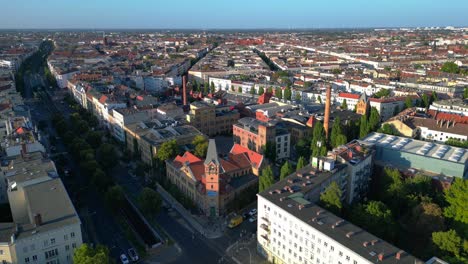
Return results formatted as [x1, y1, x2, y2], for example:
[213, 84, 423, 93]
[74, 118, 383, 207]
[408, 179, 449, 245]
[204, 139, 221, 217]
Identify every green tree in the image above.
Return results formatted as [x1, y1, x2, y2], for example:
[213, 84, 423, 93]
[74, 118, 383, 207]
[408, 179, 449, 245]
[441, 61, 460, 74]
[258, 86, 265, 95]
[378, 123, 397, 135]
[192, 135, 208, 157]
[262, 142, 276, 163]
[275, 87, 283, 99]
[138, 187, 162, 218]
[210, 81, 215, 93]
[259, 166, 275, 192]
[157, 139, 178, 161]
[422, 93, 430, 108]
[295, 92, 301, 102]
[351, 201, 396, 240]
[296, 156, 306, 171]
[267, 86, 273, 93]
[310, 121, 327, 157]
[432, 230, 466, 258]
[368, 107, 381, 132]
[332, 68, 342, 74]
[464, 87, 468, 99]
[317, 95, 322, 104]
[105, 185, 125, 210]
[204, 83, 209, 95]
[91, 168, 112, 192]
[405, 97, 413, 109]
[320, 182, 342, 215]
[250, 87, 256, 95]
[238, 87, 242, 93]
[444, 178, 468, 225]
[374, 89, 391, 98]
[408, 202, 445, 236]
[284, 87, 292, 101]
[330, 117, 345, 148]
[341, 99, 348, 110]
[359, 115, 370, 138]
[97, 143, 118, 170]
[73, 244, 110, 264]
[230, 85, 235, 92]
[295, 138, 311, 159]
[280, 161, 294, 180]
[86, 131, 102, 148]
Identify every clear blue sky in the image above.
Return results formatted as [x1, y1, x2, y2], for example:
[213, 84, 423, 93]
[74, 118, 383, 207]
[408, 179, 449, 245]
[1, 0, 467, 29]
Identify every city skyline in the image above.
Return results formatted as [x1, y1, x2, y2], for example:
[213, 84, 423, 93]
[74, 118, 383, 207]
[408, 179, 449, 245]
[1, 0, 467, 29]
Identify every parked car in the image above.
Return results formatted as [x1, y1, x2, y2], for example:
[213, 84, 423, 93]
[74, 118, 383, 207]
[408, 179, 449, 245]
[248, 216, 257, 223]
[120, 254, 130, 264]
[242, 212, 249, 219]
[248, 208, 257, 216]
[127, 248, 139, 262]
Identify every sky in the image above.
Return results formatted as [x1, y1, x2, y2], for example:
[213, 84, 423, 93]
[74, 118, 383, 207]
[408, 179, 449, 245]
[1, 0, 467, 29]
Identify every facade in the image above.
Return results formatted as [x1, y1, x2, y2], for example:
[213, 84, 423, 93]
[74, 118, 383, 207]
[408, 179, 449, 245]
[362, 132, 468, 179]
[429, 99, 468, 116]
[257, 194, 421, 264]
[325, 140, 375, 204]
[0, 152, 82, 264]
[186, 101, 240, 137]
[165, 140, 262, 217]
[233, 117, 291, 160]
[111, 108, 150, 142]
[337, 93, 360, 111]
[356, 93, 369, 115]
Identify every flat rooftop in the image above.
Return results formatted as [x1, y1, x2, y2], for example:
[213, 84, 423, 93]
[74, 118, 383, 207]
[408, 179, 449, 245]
[361, 132, 468, 164]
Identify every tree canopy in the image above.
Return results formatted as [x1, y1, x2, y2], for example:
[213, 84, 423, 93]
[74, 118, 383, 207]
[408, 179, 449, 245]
[320, 182, 342, 215]
[310, 121, 327, 157]
[157, 139, 178, 161]
[138, 187, 162, 218]
[444, 178, 468, 225]
[259, 165, 275, 192]
[73, 244, 110, 264]
[441, 61, 460, 74]
[280, 161, 294, 180]
[296, 156, 306, 171]
[192, 135, 208, 158]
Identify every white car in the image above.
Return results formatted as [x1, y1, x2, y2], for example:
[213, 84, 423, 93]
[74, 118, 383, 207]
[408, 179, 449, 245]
[249, 216, 257, 223]
[120, 254, 130, 264]
[248, 208, 257, 216]
[128, 248, 139, 262]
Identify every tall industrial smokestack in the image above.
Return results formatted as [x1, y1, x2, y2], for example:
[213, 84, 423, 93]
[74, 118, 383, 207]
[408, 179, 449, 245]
[182, 75, 187, 106]
[324, 85, 331, 139]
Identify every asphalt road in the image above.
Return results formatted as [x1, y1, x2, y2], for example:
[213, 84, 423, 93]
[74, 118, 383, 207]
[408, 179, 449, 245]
[24, 84, 132, 261]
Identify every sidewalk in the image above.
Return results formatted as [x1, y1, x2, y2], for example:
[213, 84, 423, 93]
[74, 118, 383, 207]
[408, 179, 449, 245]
[143, 244, 182, 264]
[156, 183, 225, 239]
[225, 234, 266, 264]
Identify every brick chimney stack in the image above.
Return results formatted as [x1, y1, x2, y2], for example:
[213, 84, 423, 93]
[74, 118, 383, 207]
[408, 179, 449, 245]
[324, 85, 332, 139]
[182, 75, 188, 106]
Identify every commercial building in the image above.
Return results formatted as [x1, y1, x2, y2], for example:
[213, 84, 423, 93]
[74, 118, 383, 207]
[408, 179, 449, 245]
[0, 151, 82, 264]
[186, 101, 240, 137]
[429, 99, 468, 116]
[233, 117, 291, 160]
[166, 140, 262, 217]
[125, 120, 203, 166]
[361, 132, 468, 179]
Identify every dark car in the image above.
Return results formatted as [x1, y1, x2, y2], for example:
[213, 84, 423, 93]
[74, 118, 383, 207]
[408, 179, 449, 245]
[127, 248, 139, 262]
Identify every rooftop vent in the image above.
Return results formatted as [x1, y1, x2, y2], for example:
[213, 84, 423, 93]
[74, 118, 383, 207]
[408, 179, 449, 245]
[396, 250, 405, 260]
[346, 231, 354, 238]
[363, 241, 369, 247]
[371, 239, 379, 245]
[378, 253, 384, 261]
[317, 210, 325, 216]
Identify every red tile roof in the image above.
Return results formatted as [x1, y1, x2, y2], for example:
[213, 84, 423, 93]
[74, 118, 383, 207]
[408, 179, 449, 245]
[338, 92, 360, 100]
[230, 144, 264, 169]
[98, 95, 108, 104]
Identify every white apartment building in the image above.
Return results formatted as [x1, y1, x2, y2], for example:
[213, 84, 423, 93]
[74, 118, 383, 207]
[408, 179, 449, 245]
[111, 108, 150, 142]
[257, 193, 421, 264]
[336, 93, 360, 111]
[209, 77, 231, 92]
[429, 99, 468, 116]
[0, 152, 82, 264]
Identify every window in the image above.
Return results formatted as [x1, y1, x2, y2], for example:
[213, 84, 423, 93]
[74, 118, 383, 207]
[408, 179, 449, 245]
[33, 256, 37, 261]
[0, 250, 4, 255]
[65, 245, 70, 251]
[72, 243, 76, 249]
[51, 238, 56, 245]
[25, 257, 30, 263]
[70, 232, 75, 238]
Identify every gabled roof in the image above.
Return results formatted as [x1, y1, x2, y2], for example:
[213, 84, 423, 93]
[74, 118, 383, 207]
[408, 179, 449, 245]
[230, 144, 264, 169]
[338, 92, 360, 100]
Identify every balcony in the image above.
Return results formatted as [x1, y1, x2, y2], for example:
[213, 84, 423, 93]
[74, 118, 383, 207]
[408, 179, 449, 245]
[261, 234, 270, 242]
[260, 223, 270, 232]
[261, 217, 270, 224]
